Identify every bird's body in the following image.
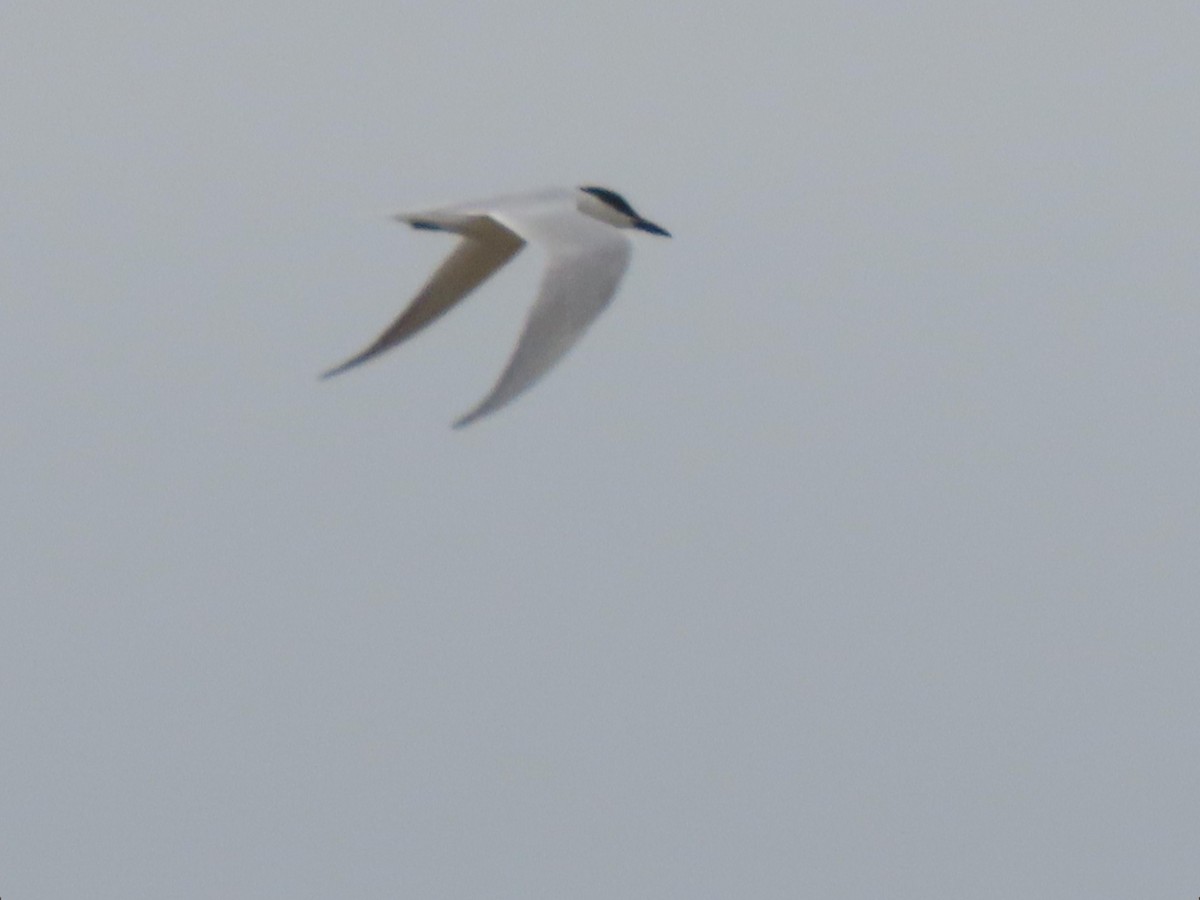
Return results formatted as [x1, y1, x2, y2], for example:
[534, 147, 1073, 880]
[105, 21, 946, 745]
[323, 186, 669, 427]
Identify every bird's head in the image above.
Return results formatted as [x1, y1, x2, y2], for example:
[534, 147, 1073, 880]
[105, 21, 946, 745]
[578, 186, 671, 236]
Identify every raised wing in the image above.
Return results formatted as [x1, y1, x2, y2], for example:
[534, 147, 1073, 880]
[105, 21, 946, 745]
[321, 217, 524, 379]
[453, 208, 632, 428]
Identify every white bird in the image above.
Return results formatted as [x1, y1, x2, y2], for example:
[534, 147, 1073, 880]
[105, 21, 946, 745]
[322, 186, 670, 427]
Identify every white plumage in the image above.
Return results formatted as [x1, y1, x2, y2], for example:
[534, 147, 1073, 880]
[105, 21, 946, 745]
[323, 186, 670, 427]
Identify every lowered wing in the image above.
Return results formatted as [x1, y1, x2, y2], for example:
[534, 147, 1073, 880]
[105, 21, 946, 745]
[453, 207, 632, 427]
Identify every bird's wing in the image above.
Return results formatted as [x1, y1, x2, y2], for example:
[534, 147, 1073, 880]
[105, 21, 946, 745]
[453, 207, 632, 428]
[321, 217, 524, 379]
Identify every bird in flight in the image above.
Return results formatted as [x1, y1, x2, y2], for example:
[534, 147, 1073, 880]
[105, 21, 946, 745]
[322, 185, 670, 427]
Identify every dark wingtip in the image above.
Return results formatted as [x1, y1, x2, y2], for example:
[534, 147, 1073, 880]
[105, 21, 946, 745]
[451, 410, 481, 429]
[319, 354, 367, 380]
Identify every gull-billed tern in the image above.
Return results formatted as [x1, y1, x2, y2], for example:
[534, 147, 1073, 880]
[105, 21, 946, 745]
[322, 185, 670, 427]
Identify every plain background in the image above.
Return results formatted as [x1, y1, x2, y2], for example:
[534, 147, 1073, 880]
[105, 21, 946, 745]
[3, 3, 1199, 897]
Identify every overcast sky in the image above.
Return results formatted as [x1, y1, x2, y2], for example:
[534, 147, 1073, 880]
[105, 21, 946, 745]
[4, 3, 1199, 898]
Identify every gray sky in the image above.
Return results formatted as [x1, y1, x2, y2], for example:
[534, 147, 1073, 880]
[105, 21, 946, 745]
[3, 2, 1199, 897]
